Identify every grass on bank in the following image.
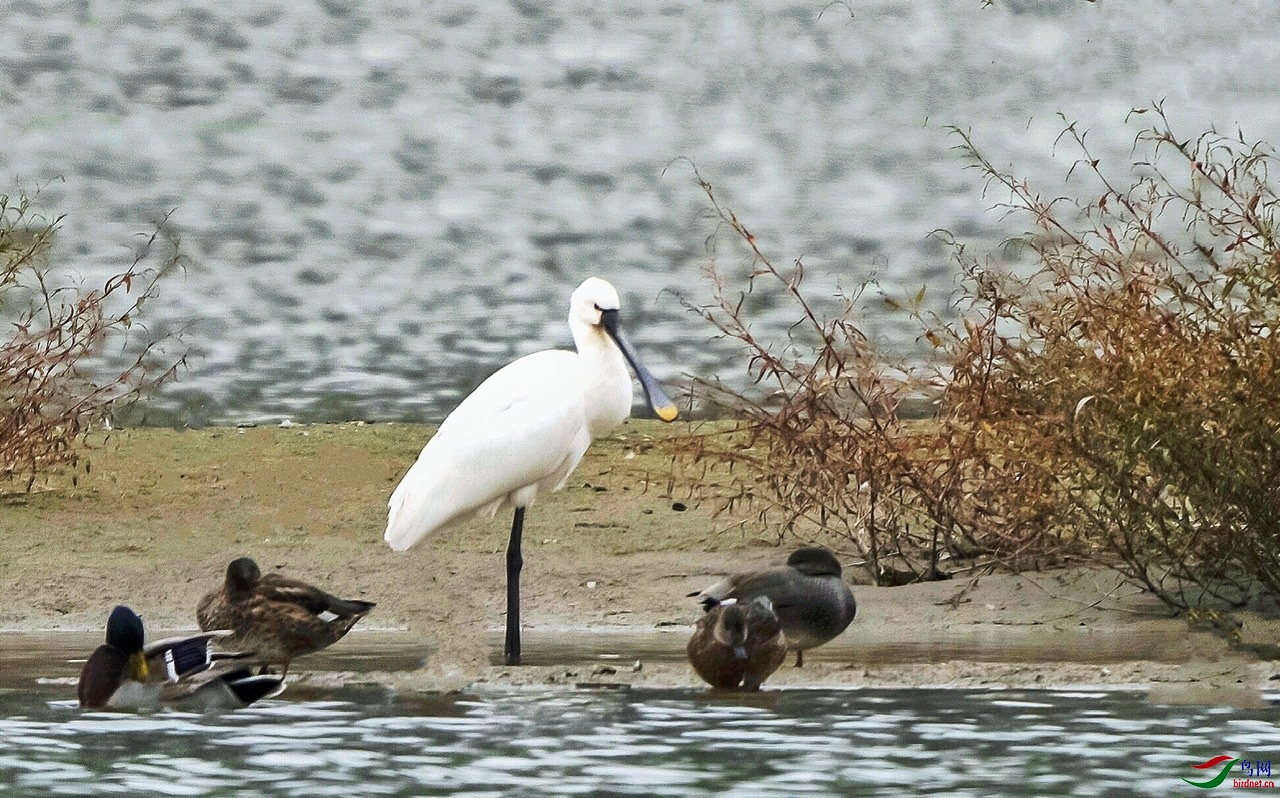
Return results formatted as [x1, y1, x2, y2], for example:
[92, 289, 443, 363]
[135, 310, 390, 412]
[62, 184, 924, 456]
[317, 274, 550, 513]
[0, 420, 754, 571]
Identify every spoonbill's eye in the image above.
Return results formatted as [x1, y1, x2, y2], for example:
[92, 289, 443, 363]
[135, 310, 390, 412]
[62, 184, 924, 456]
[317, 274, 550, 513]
[593, 303, 603, 311]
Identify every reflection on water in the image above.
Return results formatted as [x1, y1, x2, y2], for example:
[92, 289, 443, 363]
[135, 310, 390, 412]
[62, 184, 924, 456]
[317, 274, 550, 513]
[2, 684, 1278, 797]
[498, 622, 1203, 668]
[0, 631, 433, 685]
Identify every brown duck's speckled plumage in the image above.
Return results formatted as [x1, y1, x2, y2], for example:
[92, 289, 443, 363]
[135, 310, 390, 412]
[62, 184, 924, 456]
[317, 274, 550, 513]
[197, 557, 376, 672]
[686, 598, 788, 691]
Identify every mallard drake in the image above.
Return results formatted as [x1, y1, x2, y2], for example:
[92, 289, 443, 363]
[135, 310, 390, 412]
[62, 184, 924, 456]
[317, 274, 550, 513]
[78, 605, 284, 710]
[196, 557, 376, 675]
[687, 597, 788, 691]
[689, 546, 857, 667]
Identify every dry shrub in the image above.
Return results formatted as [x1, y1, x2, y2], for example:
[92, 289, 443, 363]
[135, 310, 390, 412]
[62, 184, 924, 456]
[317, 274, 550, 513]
[681, 105, 1280, 614]
[680, 174, 999, 586]
[1, 191, 185, 490]
[952, 106, 1280, 613]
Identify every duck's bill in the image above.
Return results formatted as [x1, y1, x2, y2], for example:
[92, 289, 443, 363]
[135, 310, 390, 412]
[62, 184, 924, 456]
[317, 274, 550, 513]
[601, 312, 679, 422]
[128, 651, 150, 682]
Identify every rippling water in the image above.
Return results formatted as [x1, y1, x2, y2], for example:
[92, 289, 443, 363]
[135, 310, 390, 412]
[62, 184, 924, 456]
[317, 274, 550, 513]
[3, 683, 1278, 797]
[6, 1, 1280, 422]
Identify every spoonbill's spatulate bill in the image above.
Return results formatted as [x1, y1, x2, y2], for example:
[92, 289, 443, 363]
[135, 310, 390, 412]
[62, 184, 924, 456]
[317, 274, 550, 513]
[385, 277, 678, 664]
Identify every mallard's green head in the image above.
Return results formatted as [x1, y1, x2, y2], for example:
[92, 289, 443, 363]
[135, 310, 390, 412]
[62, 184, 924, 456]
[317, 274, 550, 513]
[105, 605, 145, 653]
[105, 605, 149, 681]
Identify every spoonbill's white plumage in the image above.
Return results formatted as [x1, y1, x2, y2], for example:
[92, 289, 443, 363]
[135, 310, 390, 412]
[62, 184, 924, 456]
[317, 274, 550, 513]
[385, 277, 678, 664]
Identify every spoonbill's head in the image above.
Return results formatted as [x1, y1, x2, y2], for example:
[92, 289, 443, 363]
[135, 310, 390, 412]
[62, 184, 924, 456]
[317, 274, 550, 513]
[569, 276, 622, 328]
[570, 277, 678, 423]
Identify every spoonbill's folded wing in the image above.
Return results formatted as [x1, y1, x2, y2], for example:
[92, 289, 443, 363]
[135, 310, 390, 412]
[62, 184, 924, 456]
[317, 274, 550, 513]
[386, 350, 588, 551]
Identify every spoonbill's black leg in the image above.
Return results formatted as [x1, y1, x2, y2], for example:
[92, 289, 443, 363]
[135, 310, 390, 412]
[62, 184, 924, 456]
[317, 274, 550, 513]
[504, 507, 525, 665]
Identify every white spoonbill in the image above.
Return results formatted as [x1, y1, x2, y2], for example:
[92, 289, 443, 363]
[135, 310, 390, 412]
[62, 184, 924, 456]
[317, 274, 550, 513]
[385, 277, 679, 664]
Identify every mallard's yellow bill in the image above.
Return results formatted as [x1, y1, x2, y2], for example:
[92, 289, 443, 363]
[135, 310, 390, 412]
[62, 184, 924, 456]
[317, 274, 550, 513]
[128, 651, 150, 682]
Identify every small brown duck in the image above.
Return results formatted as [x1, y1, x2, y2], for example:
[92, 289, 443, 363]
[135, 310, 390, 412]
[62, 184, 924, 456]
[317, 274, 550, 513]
[79, 605, 284, 710]
[687, 596, 788, 691]
[689, 546, 857, 667]
[197, 557, 376, 675]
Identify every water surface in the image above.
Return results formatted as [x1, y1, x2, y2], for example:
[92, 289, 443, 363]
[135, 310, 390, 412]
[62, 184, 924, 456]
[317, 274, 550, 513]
[3, 633, 1276, 796]
[6, 1, 1280, 422]
[3, 683, 1277, 797]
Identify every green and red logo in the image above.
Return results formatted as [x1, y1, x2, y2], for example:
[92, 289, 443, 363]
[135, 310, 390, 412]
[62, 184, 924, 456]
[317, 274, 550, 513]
[1184, 756, 1274, 789]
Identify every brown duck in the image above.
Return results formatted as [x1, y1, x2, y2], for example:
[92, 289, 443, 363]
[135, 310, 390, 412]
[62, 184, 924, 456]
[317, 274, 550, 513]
[686, 596, 788, 690]
[197, 557, 376, 675]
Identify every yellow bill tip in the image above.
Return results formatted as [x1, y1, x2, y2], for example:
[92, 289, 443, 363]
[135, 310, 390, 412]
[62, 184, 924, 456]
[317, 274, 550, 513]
[655, 405, 679, 423]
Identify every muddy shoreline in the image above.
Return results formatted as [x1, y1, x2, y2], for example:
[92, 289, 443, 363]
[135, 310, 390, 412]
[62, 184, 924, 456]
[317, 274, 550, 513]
[2, 422, 1277, 704]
